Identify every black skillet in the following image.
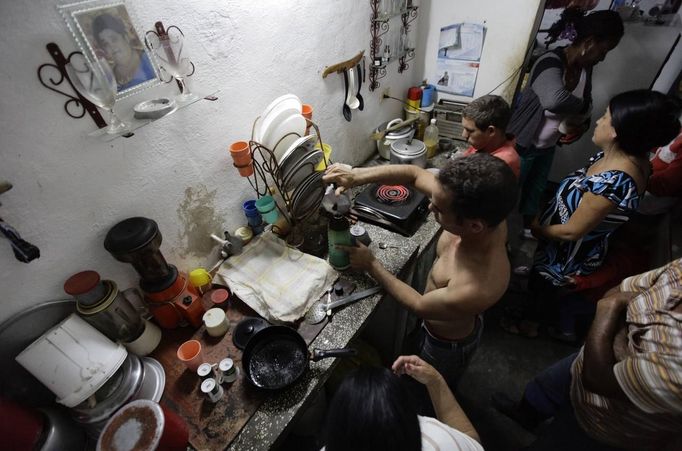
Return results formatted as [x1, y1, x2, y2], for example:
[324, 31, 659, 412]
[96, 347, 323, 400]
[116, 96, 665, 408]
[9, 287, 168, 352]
[241, 325, 356, 390]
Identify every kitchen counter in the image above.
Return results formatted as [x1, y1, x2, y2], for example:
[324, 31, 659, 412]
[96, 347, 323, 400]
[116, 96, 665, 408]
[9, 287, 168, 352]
[228, 153, 452, 450]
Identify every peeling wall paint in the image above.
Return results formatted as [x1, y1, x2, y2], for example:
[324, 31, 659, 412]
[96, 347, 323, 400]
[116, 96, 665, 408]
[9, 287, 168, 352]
[0, 0, 419, 320]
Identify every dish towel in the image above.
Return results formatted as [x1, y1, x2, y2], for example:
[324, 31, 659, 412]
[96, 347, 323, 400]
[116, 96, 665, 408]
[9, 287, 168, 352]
[215, 231, 337, 323]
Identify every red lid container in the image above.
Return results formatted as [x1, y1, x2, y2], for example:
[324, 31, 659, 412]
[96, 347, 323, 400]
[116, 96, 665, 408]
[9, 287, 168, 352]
[407, 86, 422, 101]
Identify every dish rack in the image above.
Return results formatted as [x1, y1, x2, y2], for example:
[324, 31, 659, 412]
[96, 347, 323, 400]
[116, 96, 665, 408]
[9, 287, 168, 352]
[242, 118, 329, 247]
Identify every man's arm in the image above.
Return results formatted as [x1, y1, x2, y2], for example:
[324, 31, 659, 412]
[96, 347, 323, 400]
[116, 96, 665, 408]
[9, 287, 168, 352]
[341, 244, 483, 319]
[582, 292, 637, 399]
[322, 163, 439, 198]
[392, 355, 481, 443]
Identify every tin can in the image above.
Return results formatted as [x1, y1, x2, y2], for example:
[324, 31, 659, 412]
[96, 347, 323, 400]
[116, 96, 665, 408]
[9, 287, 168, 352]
[349, 225, 372, 247]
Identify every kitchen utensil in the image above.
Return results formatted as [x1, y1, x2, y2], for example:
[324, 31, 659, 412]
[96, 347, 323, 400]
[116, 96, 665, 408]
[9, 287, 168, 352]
[125, 320, 162, 357]
[283, 147, 323, 191]
[176, 340, 204, 372]
[356, 63, 364, 111]
[203, 308, 229, 337]
[350, 224, 372, 246]
[255, 195, 280, 224]
[65, 271, 146, 344]
[261, 113, 306, 154]
[232, 317, 270, 350]
[290, 171, 325, 221]
[374, 118, 417, 159]
[242, 325, 357, 390]
[345, 67, 360, 110]
[321, 184, 351, 216]
[314, 142, 333, 171]
[390, 137, 427, 167]
[306, 286, 382, 324]
[0, 299, 76, 406]
[71, 353, 143, 437]
[136, 357, 165, 402]
[341, 70, 351, 122]
[15, 314, 127, 408]
[256, 94, 302, 141]
[378, 242, 399, 249]
[97, 399, 189, 451]
[40, 407, 87, 451]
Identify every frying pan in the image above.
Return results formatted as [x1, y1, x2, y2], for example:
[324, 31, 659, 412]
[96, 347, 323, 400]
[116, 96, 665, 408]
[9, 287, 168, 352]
[242, 325, 356, 390]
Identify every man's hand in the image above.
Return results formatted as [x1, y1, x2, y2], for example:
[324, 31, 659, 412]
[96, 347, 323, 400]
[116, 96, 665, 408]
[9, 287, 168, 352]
[322, 163, 355, 195]
[392, 355, 442, 387]
[529, 216, 544, 240]
[336, 242, 377, 272]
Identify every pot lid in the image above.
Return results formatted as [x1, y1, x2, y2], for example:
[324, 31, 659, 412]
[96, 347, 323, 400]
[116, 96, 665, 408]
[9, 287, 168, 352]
[391, 138, 426, 156]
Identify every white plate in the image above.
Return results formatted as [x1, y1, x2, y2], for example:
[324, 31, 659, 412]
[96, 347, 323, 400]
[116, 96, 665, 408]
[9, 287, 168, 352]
[291, 171, 325, 221]
[262, 113, 306, 153]
[256, 94, 302, 141]
[278, 135, 317, 181]
[283, 149, 323, 191]
[257, 105, 300, 145]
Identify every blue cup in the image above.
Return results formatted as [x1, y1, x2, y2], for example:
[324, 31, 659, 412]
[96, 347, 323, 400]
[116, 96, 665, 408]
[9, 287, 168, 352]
[243, 200, 263, 227]
[421, 84, 436, 108]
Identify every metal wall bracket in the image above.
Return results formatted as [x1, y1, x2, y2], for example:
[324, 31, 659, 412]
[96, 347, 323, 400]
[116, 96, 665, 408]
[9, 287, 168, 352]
[38, 42, 106, 129]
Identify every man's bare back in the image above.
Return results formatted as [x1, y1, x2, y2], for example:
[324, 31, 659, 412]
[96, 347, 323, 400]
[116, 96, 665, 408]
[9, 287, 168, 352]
[424, 227, 510, 341]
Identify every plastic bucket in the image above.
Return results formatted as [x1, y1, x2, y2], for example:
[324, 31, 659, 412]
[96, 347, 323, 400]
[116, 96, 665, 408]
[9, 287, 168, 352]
[15, 314, 127, 408]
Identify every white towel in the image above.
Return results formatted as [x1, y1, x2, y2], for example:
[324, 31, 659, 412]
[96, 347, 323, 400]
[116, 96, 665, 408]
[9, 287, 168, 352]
[215, 231, 337, 323]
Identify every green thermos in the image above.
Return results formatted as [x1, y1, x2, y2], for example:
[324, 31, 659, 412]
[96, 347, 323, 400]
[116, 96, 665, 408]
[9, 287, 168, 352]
[328, 215, 351, 270]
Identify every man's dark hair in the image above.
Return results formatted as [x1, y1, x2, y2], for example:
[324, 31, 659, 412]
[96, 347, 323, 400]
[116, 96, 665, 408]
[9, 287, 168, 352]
[462, 95, 511, 131]
[92, 13, 127, 45]
[324, 366, 421, 451]
[609, 89, 681, 157]
[437, 153, 518, 227]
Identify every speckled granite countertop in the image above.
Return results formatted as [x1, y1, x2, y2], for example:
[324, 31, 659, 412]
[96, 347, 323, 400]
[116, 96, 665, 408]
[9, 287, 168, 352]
[227, 152, 453, 451]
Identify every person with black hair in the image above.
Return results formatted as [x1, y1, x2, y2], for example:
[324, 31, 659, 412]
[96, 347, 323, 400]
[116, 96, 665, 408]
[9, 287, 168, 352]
[503, 90, 681, 338]
[324, 358, 482, 451]
[508, 7, 624, 239]
[92, 13, 155, 90]
[323, 154, 518, 387]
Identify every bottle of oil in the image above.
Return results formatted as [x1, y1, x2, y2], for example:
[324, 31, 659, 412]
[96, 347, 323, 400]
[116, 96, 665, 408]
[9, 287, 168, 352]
[424, 118, 439, 159]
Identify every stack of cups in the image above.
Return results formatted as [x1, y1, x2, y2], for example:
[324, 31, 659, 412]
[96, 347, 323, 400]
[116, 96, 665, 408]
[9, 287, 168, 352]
[229, 141, 253, 177]
[302, 104, 313, 134]
[255, 195, 280, 224]
[242, 200, 264, 234]
[406, 87, 422, 112]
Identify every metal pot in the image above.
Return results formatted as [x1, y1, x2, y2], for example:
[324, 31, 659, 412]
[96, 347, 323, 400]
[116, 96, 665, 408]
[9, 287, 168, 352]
[390, 138, 427, 168]
[376, 118, 415, 159]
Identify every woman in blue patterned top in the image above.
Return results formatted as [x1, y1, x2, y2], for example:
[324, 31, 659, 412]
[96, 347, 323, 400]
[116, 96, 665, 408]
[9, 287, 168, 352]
[505, 90, 680, 337]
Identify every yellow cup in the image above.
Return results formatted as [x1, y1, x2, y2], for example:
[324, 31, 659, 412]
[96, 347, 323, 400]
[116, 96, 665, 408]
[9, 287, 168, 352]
[314, 143, 333, 172]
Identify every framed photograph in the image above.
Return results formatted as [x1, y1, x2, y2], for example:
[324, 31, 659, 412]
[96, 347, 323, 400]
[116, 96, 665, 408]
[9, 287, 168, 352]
[59, 0, 160, 99]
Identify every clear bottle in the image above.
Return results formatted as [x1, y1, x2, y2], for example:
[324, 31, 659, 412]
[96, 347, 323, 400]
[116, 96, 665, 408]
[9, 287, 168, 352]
[424, 118, 439, 159]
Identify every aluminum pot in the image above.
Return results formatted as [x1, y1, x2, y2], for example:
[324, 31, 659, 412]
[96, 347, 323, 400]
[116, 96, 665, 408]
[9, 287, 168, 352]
[375, 118, 415, 159]
[390, 138, 427, 168]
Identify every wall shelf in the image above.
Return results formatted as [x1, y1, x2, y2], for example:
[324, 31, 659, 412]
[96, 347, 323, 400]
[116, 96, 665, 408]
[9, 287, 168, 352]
[368, 1, 418, 91]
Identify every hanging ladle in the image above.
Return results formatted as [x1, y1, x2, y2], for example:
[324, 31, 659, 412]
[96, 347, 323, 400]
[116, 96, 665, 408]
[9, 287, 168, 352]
[356, 63, 364, 111]
[346, 67, 360, 110]
[342, 69, 352, 122]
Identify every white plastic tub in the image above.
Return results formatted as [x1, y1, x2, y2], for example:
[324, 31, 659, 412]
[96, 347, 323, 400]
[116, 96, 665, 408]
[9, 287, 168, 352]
[15, 314, 127, 407]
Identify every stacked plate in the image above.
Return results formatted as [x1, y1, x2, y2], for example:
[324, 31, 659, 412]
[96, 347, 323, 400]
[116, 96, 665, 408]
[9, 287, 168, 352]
[255, 94, 307, 157]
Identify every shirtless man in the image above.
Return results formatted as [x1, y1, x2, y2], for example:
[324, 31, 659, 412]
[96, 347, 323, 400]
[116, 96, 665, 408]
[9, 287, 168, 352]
[323, 153, 518, 386]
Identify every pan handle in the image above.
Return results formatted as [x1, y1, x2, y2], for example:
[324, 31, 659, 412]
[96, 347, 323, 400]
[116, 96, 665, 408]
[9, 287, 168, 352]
[310, 348, 357, 362]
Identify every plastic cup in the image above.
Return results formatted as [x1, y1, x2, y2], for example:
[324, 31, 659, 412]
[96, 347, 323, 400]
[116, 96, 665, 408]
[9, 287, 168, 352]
[314, 143, 333, 172]
[302, 104, 313, 134]
[229, 141, 253, 177]
[177, 340, 204, 372]
[242, 200, 263, 228]
[255, 195, 280, 224]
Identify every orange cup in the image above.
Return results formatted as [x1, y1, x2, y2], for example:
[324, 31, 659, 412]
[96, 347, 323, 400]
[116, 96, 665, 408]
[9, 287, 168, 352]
[229, 141, 253, 177]
[177, 340, 204, 372]
[302, 104, 313, 134]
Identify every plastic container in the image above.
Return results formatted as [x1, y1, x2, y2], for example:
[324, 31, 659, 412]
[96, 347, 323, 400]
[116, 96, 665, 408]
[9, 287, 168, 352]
[97, 399, 189, 451]
[189, 268, 212, 294]
[328, 215, 352, 270]
[423, 118, 439, 159]
[203, 308, 229, 337]
[229, 141, 253, 177]
[255, 195, 280, 224]
[176, 340, 204, 372]
[15, 314, 127, 408]
[421, 84, 436, 108]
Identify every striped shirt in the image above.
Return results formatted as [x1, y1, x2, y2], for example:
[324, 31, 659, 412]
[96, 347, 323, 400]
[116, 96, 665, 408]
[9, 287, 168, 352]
[570, 258, 682, 450]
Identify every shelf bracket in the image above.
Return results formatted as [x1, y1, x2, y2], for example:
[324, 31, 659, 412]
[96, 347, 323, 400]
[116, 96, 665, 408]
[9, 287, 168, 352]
[322, 51, 365, 79]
